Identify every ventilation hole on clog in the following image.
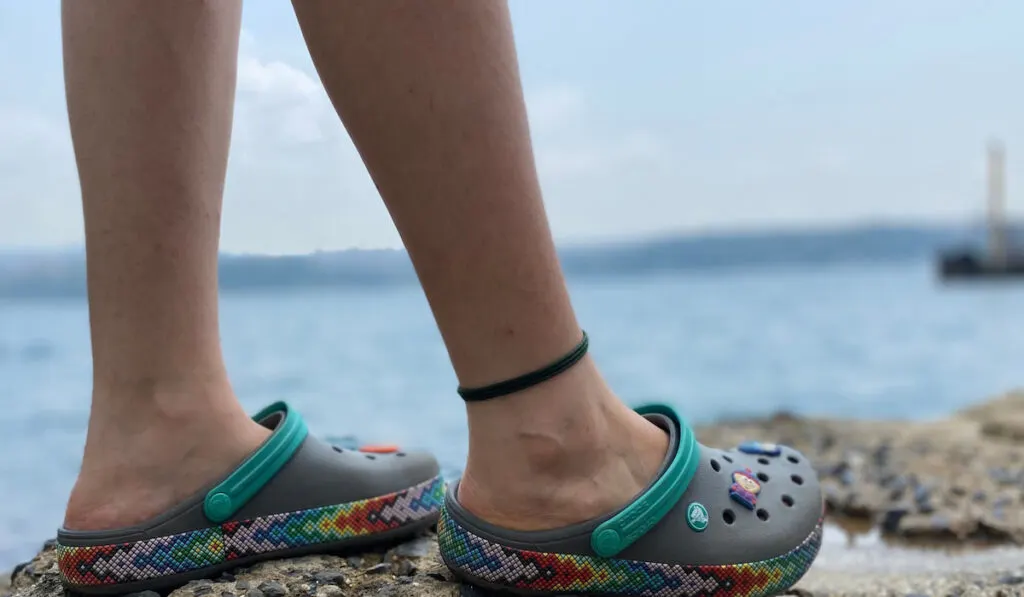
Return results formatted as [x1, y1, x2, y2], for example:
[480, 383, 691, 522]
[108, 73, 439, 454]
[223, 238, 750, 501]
[791, 474, 804, 485]
[787, 455, 800, 464]
[757, 471, 769, 483]
[365, 454, 376, 460]
[332, 446, 344, 453]
[781, 494, 795, 507]
[756, 508, 770, 521]
[722, 509, 736, 525]
[710, 459, 721, 472]
[722, 454, 733, 463]
[757, 457, 770, 466]
[396, 452, 406, 457]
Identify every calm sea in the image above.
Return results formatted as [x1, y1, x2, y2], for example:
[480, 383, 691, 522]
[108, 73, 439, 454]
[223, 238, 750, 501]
[2, 260, 1023, 569]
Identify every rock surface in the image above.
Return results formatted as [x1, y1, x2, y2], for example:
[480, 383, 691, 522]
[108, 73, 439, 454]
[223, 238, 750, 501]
[5, 391, 1024, 597]
[696, 390, 1024, 546]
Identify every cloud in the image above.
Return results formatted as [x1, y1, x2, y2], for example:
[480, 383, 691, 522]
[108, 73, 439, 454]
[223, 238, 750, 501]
[0, 29, 667, 253]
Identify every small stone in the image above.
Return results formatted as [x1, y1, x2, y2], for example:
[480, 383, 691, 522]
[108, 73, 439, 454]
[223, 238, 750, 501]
[364, 563, 392, 575]
[873, 442, 892, 467]
[247, 588, 266, 597]
[257, 580, 287, 597]
[235, 580, 251, 591]
[313, 570, 346, 587]
[392, 559, 417, 577]
[913, 484, 933, 513]
[988, 467, 1020, 486]
[881, 507, 909, 533]
[391, 536, 432, 558]
[999, 573, 1024, 585]
[316, 586, 344, 597]
[222, 592, 236, 597]
[346, 556, 364, 568]
[219, 572, 237, 582]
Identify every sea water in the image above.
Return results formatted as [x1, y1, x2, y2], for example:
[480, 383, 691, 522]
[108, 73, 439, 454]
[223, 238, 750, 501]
[2, 259, 1023, 569]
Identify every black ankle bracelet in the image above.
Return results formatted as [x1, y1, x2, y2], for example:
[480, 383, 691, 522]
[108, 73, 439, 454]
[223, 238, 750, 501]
[457, 331, 590, 402]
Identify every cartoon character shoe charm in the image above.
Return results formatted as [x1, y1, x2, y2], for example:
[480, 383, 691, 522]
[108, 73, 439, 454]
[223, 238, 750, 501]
[729, 468, 762, 510]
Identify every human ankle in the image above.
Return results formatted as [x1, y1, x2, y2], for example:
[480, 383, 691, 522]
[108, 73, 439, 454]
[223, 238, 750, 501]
[465, 359, 619, 472]
[459, 361, 669, 529]
[67, 382, 268, 530]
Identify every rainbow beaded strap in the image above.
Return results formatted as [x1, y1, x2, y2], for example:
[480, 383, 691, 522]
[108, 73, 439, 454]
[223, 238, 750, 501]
[57, 402, 445, 595]
[439, 404, 824, 596]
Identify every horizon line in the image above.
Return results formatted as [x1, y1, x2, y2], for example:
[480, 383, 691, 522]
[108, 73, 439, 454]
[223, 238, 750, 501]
[0, 216, 1005, 258]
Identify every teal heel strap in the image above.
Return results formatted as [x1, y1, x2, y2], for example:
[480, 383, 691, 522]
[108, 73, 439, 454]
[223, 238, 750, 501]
[590, 403, 700, 558]
[203, 401, 308, 523]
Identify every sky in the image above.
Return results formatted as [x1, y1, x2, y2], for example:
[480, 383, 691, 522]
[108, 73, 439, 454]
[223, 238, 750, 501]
[2, 1, 1024, 254]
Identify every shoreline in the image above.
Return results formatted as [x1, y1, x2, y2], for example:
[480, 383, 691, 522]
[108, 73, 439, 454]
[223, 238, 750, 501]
[5, 390, 1024, 597]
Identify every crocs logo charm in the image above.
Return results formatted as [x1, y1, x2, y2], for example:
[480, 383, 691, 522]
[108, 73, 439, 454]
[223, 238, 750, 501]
[686, 502, 709, 532]
[737, 441, 781, 457]
[729, 469, 761, 510]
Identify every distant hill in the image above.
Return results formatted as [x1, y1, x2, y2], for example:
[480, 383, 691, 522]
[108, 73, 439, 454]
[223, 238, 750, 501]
[0, 222, 989, 298]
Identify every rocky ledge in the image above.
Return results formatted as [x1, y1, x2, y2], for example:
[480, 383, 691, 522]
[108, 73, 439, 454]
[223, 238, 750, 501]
[5, 391, 1024, 597]
[697, 390, 1024, 545]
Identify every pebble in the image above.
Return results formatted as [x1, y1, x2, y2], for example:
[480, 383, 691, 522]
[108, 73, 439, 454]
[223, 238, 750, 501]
[390, 537, 432, 559]
[257, 580, 287, 597]
[364, 563, 392, 575]
[312, 571, 346, 587]
[391, 560, 416, 577]
[315, 586, 344, 597]
[881, 507, 909, 533]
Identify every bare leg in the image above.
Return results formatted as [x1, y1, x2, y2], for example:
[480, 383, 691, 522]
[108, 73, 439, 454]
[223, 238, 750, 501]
[61, 0, 268, 531]
[292, 0, 668, 529]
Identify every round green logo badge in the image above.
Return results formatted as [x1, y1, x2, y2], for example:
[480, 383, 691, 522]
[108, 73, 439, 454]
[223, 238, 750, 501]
[686, 502, 709, 532]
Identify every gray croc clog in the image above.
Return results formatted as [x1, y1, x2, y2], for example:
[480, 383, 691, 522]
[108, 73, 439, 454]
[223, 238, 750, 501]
[57, 402, 444, 595]
[439, 403, 823, 597]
